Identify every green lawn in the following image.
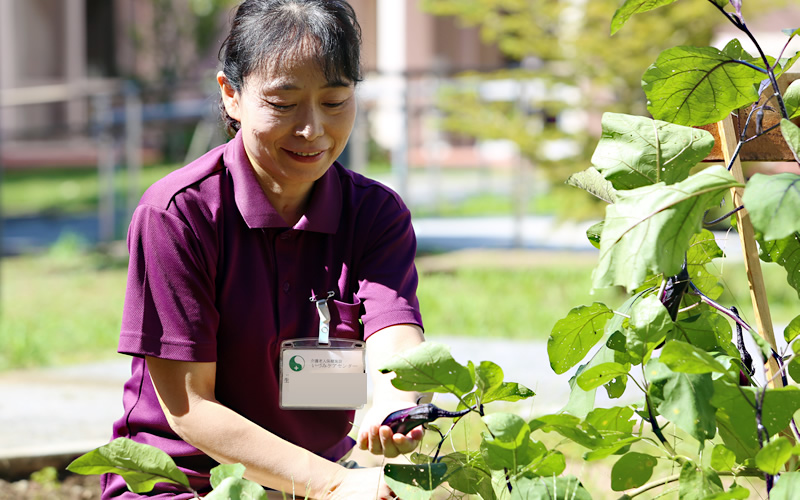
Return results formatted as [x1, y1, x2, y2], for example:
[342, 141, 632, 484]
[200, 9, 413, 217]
[2, 242, 797, 372]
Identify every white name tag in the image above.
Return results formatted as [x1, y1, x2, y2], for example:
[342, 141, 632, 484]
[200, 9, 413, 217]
[279, 338, 367, 409]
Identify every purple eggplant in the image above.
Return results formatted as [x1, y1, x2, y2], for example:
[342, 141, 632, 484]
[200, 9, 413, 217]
[381, 403, 472, 434]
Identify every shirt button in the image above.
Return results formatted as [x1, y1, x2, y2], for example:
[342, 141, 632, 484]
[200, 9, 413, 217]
[283, 282, 291, 293]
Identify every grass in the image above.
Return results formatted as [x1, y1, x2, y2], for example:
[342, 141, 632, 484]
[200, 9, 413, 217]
[1, 164, 179, 217]
[3, 241, 797, 372]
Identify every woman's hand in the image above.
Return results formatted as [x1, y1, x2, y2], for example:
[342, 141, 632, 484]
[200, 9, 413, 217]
[324, 467, 396, 500]
[357, 401, 424, 458]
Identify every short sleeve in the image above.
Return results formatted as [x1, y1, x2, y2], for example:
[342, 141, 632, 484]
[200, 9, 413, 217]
[118, 204, 219, 361]
[356, 198, 423, 338]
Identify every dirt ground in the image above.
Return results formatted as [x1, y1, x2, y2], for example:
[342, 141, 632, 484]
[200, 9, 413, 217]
[0, 475, 101, 500]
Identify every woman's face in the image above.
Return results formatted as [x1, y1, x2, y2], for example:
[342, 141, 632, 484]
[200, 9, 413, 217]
[219, 51, 356, 192]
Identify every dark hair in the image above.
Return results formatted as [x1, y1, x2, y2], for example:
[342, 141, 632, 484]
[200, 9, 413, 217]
[218, 0, 362, 136]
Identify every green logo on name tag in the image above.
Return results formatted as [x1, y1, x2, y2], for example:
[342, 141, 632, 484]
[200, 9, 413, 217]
[289, 355, 305, 372]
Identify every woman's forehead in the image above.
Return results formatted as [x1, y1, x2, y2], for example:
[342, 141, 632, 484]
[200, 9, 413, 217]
[247, 48, 352, 90]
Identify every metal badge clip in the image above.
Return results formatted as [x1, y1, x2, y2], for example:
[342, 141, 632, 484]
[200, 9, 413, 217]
[310, 291, 335, 345]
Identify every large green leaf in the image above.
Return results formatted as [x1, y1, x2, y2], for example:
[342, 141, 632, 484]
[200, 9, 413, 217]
[611, 452, 658, 491]
[66, 438, 191, 494]
[712, 380, 800, 461]
[785, 80, 800, 119]
[678, 462, 724, 500]
[646, 359, 716, 441]
[383, 463, 447, 500]
[757, 231, 800, 300]
[480, 433, 542, 471]
[548, 303, 614, 374]
[781, 118, 800, 158]
[626, 295, 673, 365]
[379, 342, 474, 396]
[660, 340, 729, 375]
[755, 436, 794, 475]
[438, 452, 495, 500]
[482, 413, 532, 449]
[594, 166, 741, 291]
[770, 471, 800, 500]
[686, 230, 725, 300]
[210, 463, 247, 489]
[786, 315, 800, 343]
[576, 362, 630, 391]
[567, 167, 619, 204]
[642, 41, 766, 127]
[582, 436, 642, 461]
[585, 406, 636, 434]
[743, 173, 800, 241]
[610, 0, 679, 36]
[673, 311, 736, 356]
[510, 475, 592, 500]
[591, 112, 715, 190]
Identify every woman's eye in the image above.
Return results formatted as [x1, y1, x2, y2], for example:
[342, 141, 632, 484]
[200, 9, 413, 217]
[266, 101, 293, 111]
[323, 101, 346, 108]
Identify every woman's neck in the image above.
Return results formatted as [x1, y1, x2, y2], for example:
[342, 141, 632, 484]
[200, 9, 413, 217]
[251, 167, 314, 227]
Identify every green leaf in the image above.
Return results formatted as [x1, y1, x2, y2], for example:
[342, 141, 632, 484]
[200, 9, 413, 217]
[777, 49, 800, 79]
[770, 471, 800, 500]
[383, 463, 447, 500]
[674, 311, 736, 356]
[712, 381, 800, 461]
[205, 477, 267, 500]
[701, 486, 750, 499]
[610, 0, 679, 36]
[475, 361, 535, 404]
[548, 303, 614, 374]
[66, 438, 191, 494]
[480, 433, 542, 471]
[610, 452, 658, 491]
[757, 232, 800, 300]
[586, 221, 603, 249]
[781, 118, 800, 159]
[660, 340, 729, 375]
[379, 342, 474, 396]
[743, 173, 800, 241]
[643, 41, 766, 127]
[438, 452, 496, 500]
[567, 167, 619, 204]
[209, 463, 247, 489]
[785, 315, 800, 343]
[576, 362, 630, 391]
[789, 356, 800, 384]
[646, 359, 716, 441]
[626, 295, 673, 364]
[591, 112, 715, 190]
[585, 406, 635, 433]
[594, 166, 741, 291]
[511, 475, 592, 500]
[710, 444, 737, 471]
[582, 436, 642, 461]
[785, 80, 800, 119]
[531, 414, 604, 449]
[530, 450, 566, 477]
[482, 413, 531, 449]
[678, 462, 724, 500]
[755, 436, 794, 475]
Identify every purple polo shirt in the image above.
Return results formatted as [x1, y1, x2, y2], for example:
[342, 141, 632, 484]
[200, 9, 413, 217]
[102, 131, 423, 498]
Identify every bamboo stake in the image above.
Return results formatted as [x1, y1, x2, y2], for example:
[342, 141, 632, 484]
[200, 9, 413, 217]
[716, 115, 783, 388]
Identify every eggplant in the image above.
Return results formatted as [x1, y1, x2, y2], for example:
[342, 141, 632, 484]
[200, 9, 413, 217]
[381, 403, 472, 434]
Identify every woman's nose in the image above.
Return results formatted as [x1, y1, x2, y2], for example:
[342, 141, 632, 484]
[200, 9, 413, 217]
[294, 106, 324, 140]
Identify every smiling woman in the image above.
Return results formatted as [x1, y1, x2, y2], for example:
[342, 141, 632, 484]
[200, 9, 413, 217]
[101, 1, 426, 499]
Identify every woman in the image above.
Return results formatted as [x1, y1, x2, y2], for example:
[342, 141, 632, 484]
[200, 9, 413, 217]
[102, 1, 425, 498]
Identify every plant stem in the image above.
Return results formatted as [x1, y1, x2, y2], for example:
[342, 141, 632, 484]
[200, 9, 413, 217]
[644, 394, 676, 457]
[619, 468, 762, 499]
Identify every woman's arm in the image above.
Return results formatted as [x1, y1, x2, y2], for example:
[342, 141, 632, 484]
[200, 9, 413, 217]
[146, 356, 392, 499]
[356, 324, 428, 458]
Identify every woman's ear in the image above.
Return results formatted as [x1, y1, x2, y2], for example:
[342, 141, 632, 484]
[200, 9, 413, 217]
[217, 71, 241, 121]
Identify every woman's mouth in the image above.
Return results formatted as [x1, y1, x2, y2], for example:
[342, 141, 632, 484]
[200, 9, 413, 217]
[288, 150, 324, 158]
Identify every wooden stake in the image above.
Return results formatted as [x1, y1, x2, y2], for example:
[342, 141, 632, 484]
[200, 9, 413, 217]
[716, 115, 783, 388]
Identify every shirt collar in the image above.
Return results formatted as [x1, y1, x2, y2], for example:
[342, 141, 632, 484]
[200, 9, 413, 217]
[224, 130, 342, 233]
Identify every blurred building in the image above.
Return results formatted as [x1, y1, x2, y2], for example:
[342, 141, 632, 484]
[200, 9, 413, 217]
[0, 0, 506, 167]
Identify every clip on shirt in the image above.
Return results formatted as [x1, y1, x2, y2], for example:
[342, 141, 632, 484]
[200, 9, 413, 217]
[278, 291, 367, 409]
